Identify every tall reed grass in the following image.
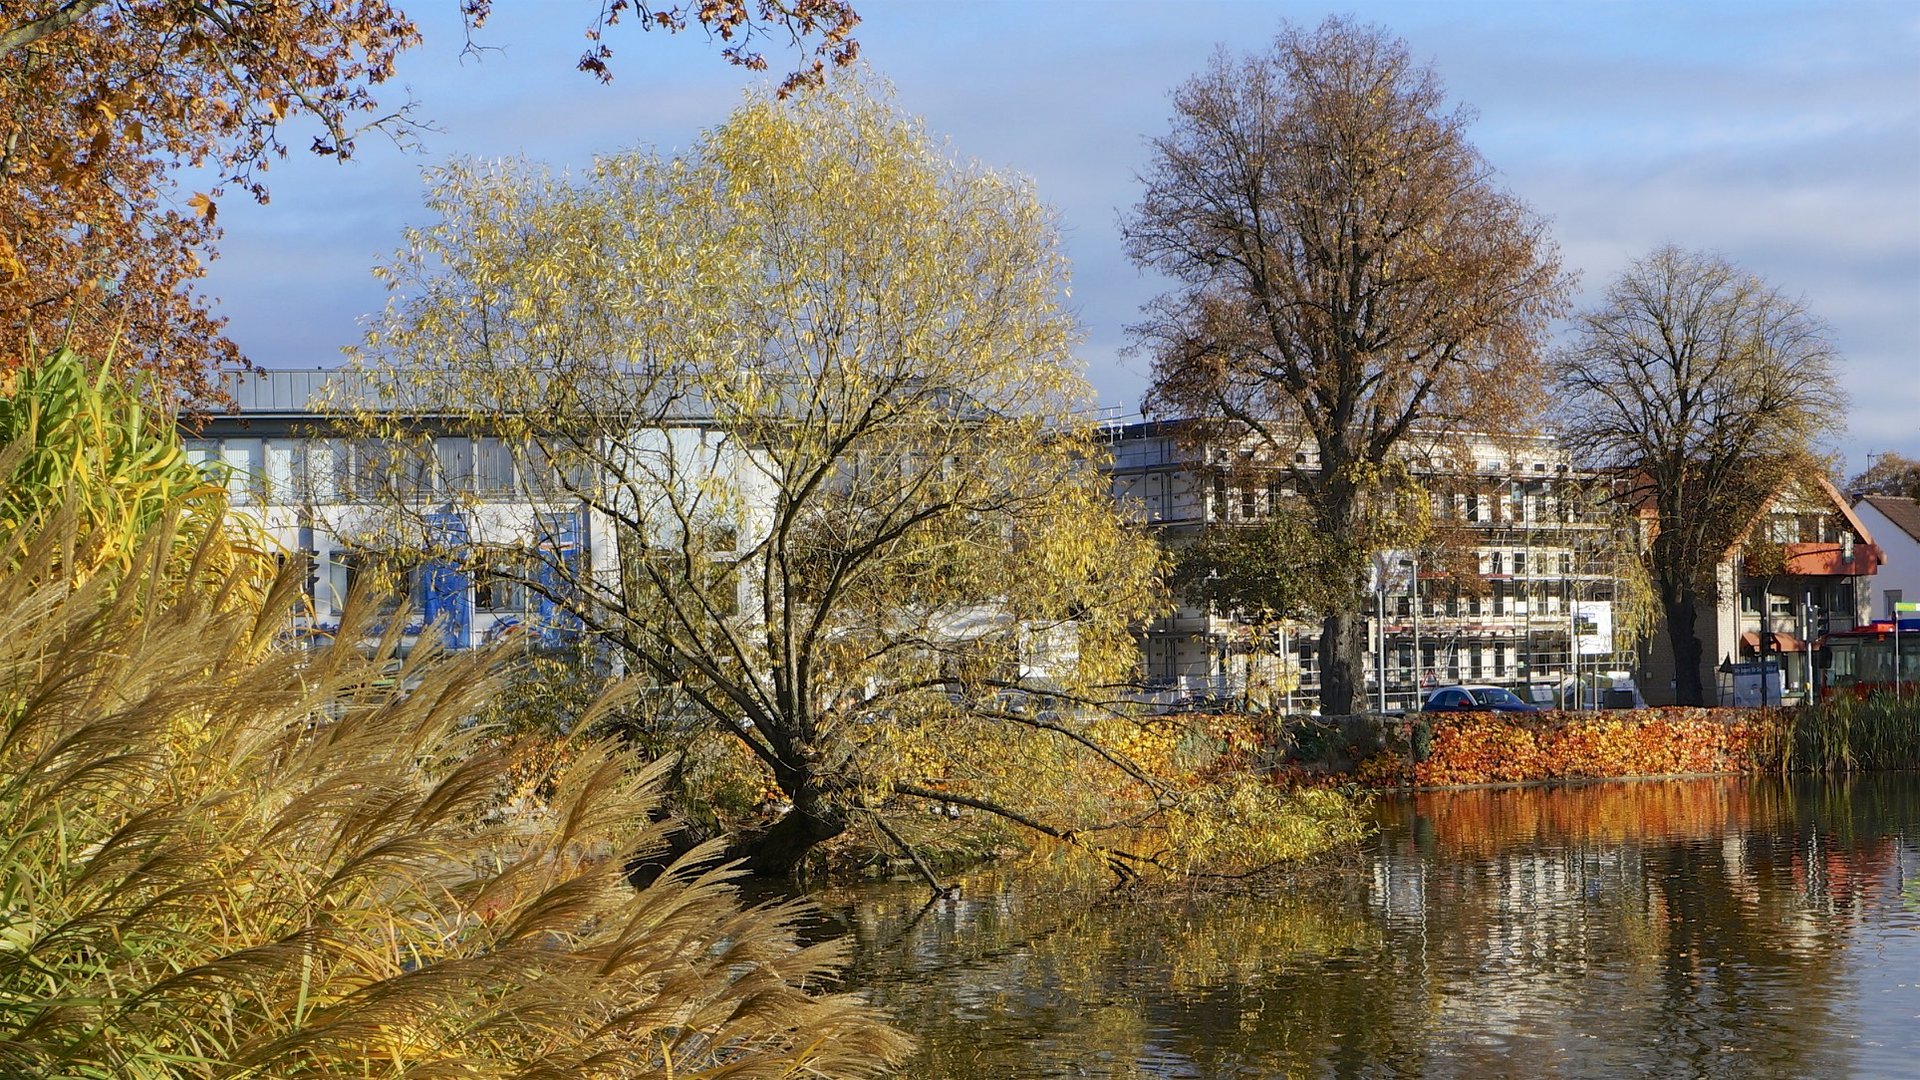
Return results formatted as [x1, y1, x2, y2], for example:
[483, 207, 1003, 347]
[0, 347, 906, 1075]
[1767, 695, 1920, 774]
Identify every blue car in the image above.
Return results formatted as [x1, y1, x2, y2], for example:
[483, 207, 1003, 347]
[1421, 685, 1540, 713]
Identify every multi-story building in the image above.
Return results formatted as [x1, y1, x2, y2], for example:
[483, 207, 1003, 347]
[183, 369, 640, 651]
[1101, 420, 1644, 713]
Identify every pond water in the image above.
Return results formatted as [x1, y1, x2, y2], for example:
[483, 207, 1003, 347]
[813, 776, 1920, 1078]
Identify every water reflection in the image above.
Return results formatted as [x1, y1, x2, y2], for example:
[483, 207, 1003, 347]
[816, 776, 1920, 1078]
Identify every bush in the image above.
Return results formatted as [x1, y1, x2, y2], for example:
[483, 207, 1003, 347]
[1387, 709, 1772, 787]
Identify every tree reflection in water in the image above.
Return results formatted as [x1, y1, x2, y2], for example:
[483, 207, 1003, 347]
[814, 776, 1920, 1078]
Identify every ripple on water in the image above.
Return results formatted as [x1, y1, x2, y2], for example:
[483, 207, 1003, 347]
[828, 775, 1920, 1079]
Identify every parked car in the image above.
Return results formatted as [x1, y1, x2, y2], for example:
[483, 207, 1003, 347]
[1421, 685, 1540, 713]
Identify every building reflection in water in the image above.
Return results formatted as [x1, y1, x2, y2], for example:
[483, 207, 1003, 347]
[820, 776, 1920, 1079]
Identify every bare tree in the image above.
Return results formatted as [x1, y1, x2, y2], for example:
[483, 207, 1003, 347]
[1125, 17, 1569, 715]
[1555, 246, 1846, 706]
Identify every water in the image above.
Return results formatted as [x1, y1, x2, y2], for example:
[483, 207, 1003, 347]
[814, 776, 1920, 1078]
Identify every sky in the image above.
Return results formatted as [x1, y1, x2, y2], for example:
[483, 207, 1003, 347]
[193, 0, 1920, 475]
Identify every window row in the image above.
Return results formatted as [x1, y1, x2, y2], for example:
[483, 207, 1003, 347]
[184, 437, 591, 504]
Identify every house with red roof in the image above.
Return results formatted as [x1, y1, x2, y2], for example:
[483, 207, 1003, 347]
[1639, 473, 1882, 705]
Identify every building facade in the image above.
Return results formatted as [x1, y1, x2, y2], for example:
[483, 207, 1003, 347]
[1852, 495, 1920, 623]
[184, 369, 646, 652]
[1638, 474, 1881, 706]
[1101, 420, 1646, 713]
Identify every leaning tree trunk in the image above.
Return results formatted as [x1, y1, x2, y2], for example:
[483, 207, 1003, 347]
[731, 766, 850, 877]
[1662, 589, 1707, 706]
[1318, 611, 1369, 716]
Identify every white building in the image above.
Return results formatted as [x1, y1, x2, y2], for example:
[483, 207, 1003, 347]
[1852, 495, 1920, 622]
[183, 369, 717, 652]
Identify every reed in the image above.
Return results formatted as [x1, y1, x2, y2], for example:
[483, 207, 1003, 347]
[0, 355, 906, 1075]
[0, 348, 266, 600]
[1779, 695, 1920, 773]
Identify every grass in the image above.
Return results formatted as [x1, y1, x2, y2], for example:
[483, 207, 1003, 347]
[0, 498, 906, 1071]
[1769, 694, 1920, 773]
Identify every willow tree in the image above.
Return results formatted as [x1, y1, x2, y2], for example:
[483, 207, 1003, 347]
[1555, 247, 1845, 706]
[334, 80, 1316, 880]
[1125, 18, 1569, 715]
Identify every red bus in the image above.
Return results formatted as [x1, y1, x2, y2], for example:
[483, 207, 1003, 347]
[1818, 619, 1920, 699]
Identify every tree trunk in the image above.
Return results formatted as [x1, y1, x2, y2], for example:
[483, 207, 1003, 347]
[731, 771, 849, 878]
[1318, 610, 1368, 715]
[1663, 589, 1707, 706]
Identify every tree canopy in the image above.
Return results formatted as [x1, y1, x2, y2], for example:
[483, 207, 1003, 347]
[1124, 17, 1569, 714]
[1847, 451, 1920, 500]
[333, 79, 1361, 880]
[0, 1, 860, 401]
[1554, 246, 1846, 705]
[0, 1, 420, 396]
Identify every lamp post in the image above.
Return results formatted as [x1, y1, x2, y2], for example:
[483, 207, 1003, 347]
[1409, 555, 1421, 703]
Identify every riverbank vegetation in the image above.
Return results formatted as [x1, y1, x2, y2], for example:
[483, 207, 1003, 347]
[1345, 698, 1920, 788]
[0, 351, 907, 1075]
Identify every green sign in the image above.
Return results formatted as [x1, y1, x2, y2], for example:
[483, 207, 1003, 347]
[1898, 602, 1920, 614]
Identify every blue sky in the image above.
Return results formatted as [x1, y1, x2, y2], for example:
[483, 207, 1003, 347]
[195, 0, 1920, 473]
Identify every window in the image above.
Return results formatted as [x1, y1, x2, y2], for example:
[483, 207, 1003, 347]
[1490, 552, 1504, 575]
[1513, 551, 1527, 574]
[474, 560, 529, 613]
[1470, 645, 1484, 678]
[518, 441, 563, 494]
[437, 437, 473, 493]
[322, 550, 416, 617]
[296, 440, 348, 501]
[184, 439, 217, 475]
[476, 438, 516, 495]
[220, 439, 264, 504]
[319, 551, 352, 616]
[263, 440, 303, 504]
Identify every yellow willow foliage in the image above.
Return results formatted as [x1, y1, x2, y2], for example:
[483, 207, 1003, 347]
[0, 511, 908, 1076]
[340, 75, 1231, 874]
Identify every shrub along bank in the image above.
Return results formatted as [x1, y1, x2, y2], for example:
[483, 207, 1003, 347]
[1346, 697, 1920, 789]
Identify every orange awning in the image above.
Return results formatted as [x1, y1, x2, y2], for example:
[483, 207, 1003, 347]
[1740, 630, 1805, 655]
